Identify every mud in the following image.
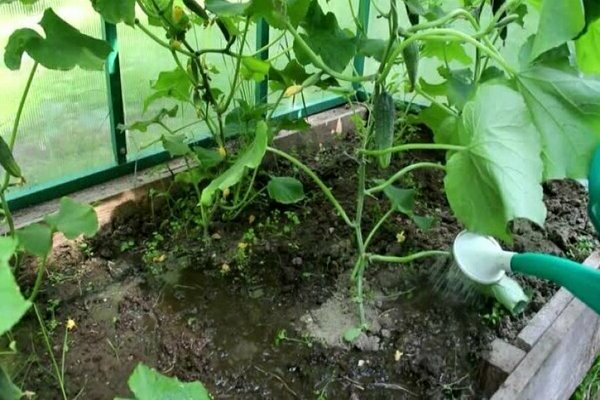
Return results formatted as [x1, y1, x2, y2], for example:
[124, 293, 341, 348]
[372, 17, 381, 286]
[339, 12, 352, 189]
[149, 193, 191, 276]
[6, 130, 597, 399]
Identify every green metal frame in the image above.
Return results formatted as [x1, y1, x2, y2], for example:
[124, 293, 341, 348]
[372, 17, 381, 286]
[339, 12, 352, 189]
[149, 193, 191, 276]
[7, 1, 371, 211]
[102, 21, 127, 165]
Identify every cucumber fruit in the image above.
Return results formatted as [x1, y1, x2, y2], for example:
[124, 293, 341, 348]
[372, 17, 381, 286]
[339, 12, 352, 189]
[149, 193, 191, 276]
[373, 91, 396, 169]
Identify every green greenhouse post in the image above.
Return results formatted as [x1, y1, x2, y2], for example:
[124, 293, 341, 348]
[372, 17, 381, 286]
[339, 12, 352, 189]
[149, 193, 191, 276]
[255, 19, 270, 105]
[353, 0, 371, 99]
[102, 21, 128, 165]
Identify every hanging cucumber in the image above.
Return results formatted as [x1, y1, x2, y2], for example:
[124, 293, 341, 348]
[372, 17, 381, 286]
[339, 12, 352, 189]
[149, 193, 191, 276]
[373, 91, 396, 169]
[402, 41, 419, 92]
[0, 136, 21, 178]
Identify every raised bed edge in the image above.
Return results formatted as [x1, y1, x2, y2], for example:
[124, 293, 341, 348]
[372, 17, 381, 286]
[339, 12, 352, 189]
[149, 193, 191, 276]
[486, 251, 600, 399]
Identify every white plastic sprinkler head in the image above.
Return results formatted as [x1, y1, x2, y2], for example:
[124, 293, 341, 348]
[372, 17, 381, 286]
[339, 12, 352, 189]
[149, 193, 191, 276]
[452, 231, 516, 285]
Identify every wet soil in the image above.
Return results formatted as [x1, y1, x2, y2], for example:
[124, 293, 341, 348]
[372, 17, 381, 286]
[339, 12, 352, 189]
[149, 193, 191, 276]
[6, 130, 598, 399]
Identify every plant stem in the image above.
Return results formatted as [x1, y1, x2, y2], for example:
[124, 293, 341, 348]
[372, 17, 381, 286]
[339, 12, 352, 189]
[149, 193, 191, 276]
[368, 250, 450, 264]
[379, 28, 516, 84]
[0, 61, 38, 237]
[28, 257, 47, 303]
[266, 146, 354, 227]
[134, 19, 195, 57]
[365, 162, 446, 195]
[222, 166, 259, 211]
[0, 193, 15, 235]
[406, 8, 480, 33]
[361, 143, 465, 156]
[362, 208, 395, 252]
[414, 86, 458, 116]
[226, 187, 267, 221]
[219, 17, 250, 113]
[61, 328, 69, 383]
[33, 304, 68, 400]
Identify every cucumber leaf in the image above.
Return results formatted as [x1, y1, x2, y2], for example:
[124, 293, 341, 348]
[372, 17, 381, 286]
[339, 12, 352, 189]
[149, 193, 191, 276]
[444, 83, 545, 240]
[267, 177, 305, 204]
[516, 65, 600, 179]
[293, 1, 356, 72]
[0, 237, 31, 336]
[125, 363, 211, 400]
[200, 121, 268, 205]
[529, 0, 585, 61]
[45, 197, 99, 239]
[92, 0, 136, 25]
[17, 223, 53, 258]
[576, 19, 600, 75]
[4, 8, 111, 71]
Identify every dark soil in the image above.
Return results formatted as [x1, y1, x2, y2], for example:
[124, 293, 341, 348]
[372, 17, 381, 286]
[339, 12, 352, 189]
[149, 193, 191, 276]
[5, 129, 597, 400]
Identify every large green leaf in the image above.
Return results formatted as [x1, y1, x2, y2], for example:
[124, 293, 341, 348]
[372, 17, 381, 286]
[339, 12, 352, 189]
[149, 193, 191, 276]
[421, 41, 472, 65]
[267, 176, 305, 204]
[126, 363, 210, 400]
[124, 106, 179, 133]
[205, 0, 248, 16]
[144, 68, 191, 112]
[444, 83, 545, 240]
[0, 367, 22, 400]
[293, 1, 356, 72]
[247, 0, 311, 28]
[17, 223, 53, 258]
[0, 237, 31, 336]
[200, 121, 268, 205]
[45, 197, 99, 239]
[530, 0, 585, 61]
[516, 65, 600, 179]
[410, 103, 459, 145]
[383, 186, 415, 214]
[4, 8, 111, 71]
[576, 19, 600, 75]
[92, 0, 136, 25]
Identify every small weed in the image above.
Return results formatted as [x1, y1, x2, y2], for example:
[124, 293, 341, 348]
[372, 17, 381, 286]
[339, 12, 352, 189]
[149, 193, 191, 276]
[274, 329, 313, 348]
[574, 355, 600, 400]
[482, 302, 506, 327]
[567, 237, 595, 261]
[143, 232, 167, 275]
[119, 239, 135, 252]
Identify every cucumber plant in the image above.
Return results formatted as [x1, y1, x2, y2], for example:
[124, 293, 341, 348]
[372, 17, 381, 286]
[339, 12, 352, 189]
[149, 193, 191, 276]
[1, 0, 599, 377]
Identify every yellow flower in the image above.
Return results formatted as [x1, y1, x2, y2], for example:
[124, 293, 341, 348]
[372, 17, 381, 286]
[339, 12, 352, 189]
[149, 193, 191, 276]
[220, 263, 231, 274]
[218, 146, 227, 158]
[394, 350, 403, 362]
[172, 6, 184, 23]
[284, 85, 303, 98]
[238, 242, 248, 250]
[222, 187, 231, 199]
[66, 318, 77, 331]
[396, 231, 406, 244]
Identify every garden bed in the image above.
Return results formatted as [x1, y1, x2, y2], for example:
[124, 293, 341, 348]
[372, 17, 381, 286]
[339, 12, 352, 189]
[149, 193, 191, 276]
[8, 108, 600, 399]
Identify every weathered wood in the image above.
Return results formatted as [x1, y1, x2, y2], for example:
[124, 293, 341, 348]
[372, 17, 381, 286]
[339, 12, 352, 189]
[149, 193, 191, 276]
[490, 251, 600, 400]
[515, 251, 600, 352]
[481, 339, 527, 397]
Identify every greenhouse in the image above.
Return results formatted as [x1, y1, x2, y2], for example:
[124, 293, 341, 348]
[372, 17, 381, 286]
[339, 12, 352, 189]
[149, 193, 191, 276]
[1, 0, 600, 398]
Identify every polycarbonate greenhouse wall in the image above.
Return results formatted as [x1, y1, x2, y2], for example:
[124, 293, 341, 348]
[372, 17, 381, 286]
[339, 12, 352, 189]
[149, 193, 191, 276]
[0, 0, 371, 210]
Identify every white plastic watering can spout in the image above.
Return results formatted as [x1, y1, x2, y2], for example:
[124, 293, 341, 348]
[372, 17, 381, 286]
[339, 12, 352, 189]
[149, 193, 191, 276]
[452, 231, 516, 285]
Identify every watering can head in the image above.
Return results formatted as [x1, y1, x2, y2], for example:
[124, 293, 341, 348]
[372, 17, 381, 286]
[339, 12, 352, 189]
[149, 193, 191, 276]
[452, 231, 515, 285]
